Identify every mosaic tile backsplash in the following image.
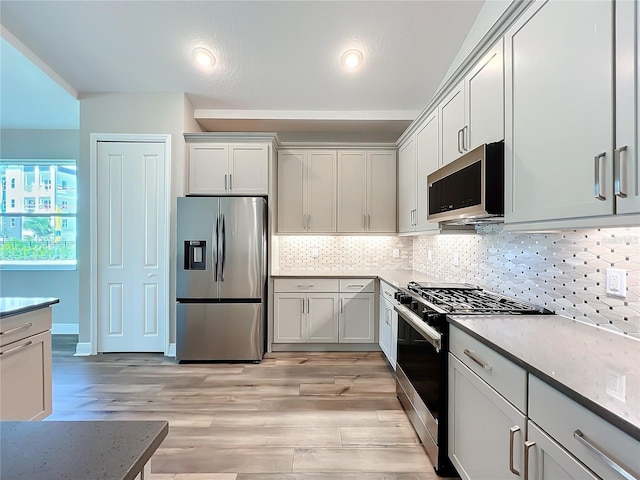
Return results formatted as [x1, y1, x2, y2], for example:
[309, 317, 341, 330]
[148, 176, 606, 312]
[276, 226, 640, 337]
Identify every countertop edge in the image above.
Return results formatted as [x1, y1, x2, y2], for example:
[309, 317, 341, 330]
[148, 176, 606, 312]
[0, 298, 60, 318]
[448, 317, 640, 442]
[124, 421, 169, 480]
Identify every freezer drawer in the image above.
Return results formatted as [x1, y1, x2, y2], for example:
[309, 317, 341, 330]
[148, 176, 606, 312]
[176, 303, 264, 362]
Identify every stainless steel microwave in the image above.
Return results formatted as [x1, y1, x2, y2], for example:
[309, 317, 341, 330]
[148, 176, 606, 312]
[427, 141, 504, 225]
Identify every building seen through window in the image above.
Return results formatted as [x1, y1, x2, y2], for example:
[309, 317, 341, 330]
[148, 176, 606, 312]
[0, 161, 77, 267]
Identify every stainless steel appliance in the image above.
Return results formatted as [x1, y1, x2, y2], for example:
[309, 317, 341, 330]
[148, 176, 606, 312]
[427, 141, 504, 225]
[176, 196, 267, 362]
[394, 282, 551, 476]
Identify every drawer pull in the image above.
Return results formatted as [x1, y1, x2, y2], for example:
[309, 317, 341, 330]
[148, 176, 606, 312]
[509, 426, 521, 475]
[524, 440, 536, 480]
[384, 291, 393, 297]
[573, 430, 637, 480]
[464, 349, 492, 370]
[0, 340, 33, 356]
[0, 322, 33, 336]
[297, 284, 315, 288]
[347, 284, 365, 288]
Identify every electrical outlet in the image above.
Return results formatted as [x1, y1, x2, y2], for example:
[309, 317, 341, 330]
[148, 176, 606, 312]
[606, 268, 626, 297]
[453, 252, 459, 266]
[392, 248, 400, 258]
[606, 370, 626, 402]
[427, 250, 432, 262]
[311, 248, 319, 258]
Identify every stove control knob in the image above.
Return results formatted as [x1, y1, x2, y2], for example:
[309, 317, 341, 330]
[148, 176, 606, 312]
[396, 293, 412, 305]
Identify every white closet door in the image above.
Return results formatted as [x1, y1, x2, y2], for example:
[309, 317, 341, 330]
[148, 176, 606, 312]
[97, 142, 167, 352]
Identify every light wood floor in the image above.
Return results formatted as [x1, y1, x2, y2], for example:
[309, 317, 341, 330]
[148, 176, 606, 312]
[50, 336, 447, 480]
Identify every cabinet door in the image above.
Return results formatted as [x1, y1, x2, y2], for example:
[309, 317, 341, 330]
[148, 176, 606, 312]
[465, 38, 504, 152]
[229, 144, 268, 195]
[389, 306, 398, 369]
[439, 81, 466, 166]
[339, 293, 374, 343]
[188, 144, 229, 194]
[378, 295, 391, 359]
[448, 354, 526, 480]
[337, 150, 367, 232]
[277, 150, 306, 233]
[307, 151, 337, 233]
[615, 0, 639, 215]
[415, 110, 441, 232]
[273, 293, 305, 343]
[398, 138, 417, 233]
[0, 330, 52, 420]
[505, 0, 614, 223]
[526, 421, 599, 480]
[307, 293, 339, 342]
[367, 150, 397, 233]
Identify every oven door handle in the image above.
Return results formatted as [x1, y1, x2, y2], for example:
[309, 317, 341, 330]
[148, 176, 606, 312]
[394, 304, 442, 352]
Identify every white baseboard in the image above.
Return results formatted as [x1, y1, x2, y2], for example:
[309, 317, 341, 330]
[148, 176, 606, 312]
[52, 323, 79, 335]
[74, 342, 93, 356]
[167, 343, 176, 357]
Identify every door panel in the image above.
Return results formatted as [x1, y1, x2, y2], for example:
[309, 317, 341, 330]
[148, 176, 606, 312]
[176, 303, 263, 361]
[218, 197, 265, 300]
[440, 82, 466, 166]
[398, 138, 417, 233]
[416, 111, 440, 232]
[307, 293, 339, 342]
[367, 151, 397, 232]
[277, 150, 306, 232]
[176, 197, 219, 300]
[340, 293, 374, 343]
[188, 144, 228, 194]
[307, 151, 337, 233]
[337, 150, 367, 232]
[273, 293, 305, 343]
[98, 141, 166, 352]
[229, 144, 268, 194]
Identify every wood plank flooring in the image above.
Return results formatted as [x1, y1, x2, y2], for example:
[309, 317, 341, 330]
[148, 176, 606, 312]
[50, 335, 447, 480]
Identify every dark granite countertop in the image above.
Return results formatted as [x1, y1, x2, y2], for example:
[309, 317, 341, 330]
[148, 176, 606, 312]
[448, 314, 640, 441]
[0, 420, 168, 480]
[0, 297, 60, 318]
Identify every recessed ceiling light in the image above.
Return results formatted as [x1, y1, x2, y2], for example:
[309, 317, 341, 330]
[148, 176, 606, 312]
[341, 49, 363, 70]
[192, 47, 215, 68]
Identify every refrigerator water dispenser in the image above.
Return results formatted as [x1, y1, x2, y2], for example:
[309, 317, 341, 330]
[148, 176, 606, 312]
[184, 240, 206, 270]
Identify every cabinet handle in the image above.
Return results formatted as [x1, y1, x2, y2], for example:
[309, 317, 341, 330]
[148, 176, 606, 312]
[523, 440, 536, 480]
[229, 173, 233, 190]
[463, 349, 492, 370]
[367, 214, 371, 230]
[0, 322, 33, 336]
[0, 340, 33, 356]
[307, 214, 311, 230]
[457, 128, 464, 154]
[463, 125, 469, 151]
[297, 284, 315, 288]
[573, 430, 637, 480]
[364, 214, 368, 230]
[509, 426, 521, 476]
[614, 146, 628, 198]
[224, 174, 228, 191]
[307, 298, 310, 314]
[347, 284, 365, 288]
[302, 298, 305, 314]
[384, 291, 393, 298]
[594, 152, 606, 200]
[340, 298, 343, 314]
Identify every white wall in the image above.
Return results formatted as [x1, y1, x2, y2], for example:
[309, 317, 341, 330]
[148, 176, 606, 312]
[0, 128, 80, 329]
[78, 92, 193, 346]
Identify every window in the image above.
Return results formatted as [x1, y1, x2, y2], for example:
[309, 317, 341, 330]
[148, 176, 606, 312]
[0, 161, 77, 269]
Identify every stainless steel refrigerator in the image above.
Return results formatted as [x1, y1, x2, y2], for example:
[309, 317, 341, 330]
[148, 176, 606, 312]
[176, 196, 267, 362]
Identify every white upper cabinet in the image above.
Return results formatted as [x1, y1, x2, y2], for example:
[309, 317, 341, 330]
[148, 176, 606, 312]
[188, 143, 268, 195]
[505, 0, 619, 224]
[398, 137, 417, 233]
[415, 110, 441, 232]
[615, 0, 639, 215]
[337, 149, 396, 233]
[277, 149, 337, 233]
[439, 39, 504, 167]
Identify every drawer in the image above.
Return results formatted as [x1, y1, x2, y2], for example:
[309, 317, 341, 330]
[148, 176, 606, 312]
[449, 325, 527, 412]
[0, 308, 52, 347]
[339, 278, 375, 293]
[273, 278, 339, 293]
[379, 280, 398, 303]
[529, 375, 639, 480]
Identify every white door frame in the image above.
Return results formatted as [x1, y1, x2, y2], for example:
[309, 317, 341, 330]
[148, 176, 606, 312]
[89, 133, 172, 355]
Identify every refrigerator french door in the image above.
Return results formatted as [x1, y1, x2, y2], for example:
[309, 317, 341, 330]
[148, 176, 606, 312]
[176, 196, 267, 362]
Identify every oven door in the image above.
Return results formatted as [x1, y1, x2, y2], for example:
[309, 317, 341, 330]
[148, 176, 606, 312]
[394, 304, 447, 473]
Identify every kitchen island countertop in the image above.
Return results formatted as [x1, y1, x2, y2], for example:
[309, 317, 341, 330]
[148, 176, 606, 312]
[0, 297, 59, 318]
[448, 314, 640, 441]
[0, 420, 168, 480]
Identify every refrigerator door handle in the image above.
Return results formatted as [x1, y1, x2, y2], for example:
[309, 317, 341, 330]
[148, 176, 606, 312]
[213, 215, 219, 282]
[220, 214, 226, 282]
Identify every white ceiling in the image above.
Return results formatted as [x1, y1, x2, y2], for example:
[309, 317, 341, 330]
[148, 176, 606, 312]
[0, 0, 485, 142]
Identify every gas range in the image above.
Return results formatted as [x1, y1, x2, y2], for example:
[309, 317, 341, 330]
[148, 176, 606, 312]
[394, 282, 551, 333]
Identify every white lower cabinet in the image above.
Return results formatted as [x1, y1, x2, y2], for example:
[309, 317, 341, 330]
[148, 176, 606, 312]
[526, 421, 599, 480]
[378, 281, 398, 369]
[448, 353, 526, 480]
[273, 278, 375, 345]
